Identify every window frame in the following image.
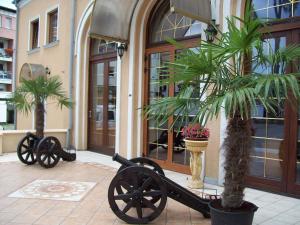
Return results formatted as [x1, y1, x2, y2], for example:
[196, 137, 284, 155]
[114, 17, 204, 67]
[28, 15, 40, 51]
[5, 17, 12, 29]
[44, 5, 59, 46]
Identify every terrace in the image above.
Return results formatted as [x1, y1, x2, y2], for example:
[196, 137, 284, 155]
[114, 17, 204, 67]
[0, 151, 299, 225]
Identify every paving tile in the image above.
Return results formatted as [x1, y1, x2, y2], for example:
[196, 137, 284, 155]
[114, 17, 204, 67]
[1, 152, 300, 225]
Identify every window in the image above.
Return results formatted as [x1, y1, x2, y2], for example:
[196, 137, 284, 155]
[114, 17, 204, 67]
[0, 42, 3, 49]
[30, 19, 39, 50]
[0, 84, 6, 92]
[0, 16, 2, 28]
[251, 0, 300, 21]
[148, 1, 202, 44]
[6, 17, 12, 29]
[47, 9, 58, 43]
[0, 64, 3, 71]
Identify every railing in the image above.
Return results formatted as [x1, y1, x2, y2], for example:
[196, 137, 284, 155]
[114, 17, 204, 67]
[0, 48, 13, 58]
[0, 71, 12, 80]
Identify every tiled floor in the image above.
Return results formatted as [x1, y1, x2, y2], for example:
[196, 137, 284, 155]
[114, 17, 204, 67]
[0, 151, 299, 225]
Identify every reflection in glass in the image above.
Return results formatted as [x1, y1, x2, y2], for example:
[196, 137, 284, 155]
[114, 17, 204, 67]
[149, 3, 203, 43]
[265, 159, 282, 180]
[249, 157, 264, 178]
[148, 119, 168, 161]
[251, 138, 265, 157]
[252, 0, 300, 20]
[93, 63, 104, 129]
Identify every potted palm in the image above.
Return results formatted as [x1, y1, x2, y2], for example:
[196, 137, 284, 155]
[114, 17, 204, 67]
[11, 75, 72, 139]
[182, 124, 209, 188]
[145, 3, 300, 225]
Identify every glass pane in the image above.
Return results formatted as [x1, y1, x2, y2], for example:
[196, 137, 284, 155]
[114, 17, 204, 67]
[91, 39, 117, 56]
[172, 116, 191, 166]
[93, 63, 104, 130]
[108, 61, 117, 149]
[149, 3, 203, 43]
[148, 119, 168, 161]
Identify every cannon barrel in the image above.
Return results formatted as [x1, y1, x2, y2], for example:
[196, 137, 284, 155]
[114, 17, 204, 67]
[113, 153, 136, 167]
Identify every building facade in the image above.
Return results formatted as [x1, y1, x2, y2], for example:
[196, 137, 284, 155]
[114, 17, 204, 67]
[15, 0, 300, 197]
[0, 5, 16, 129]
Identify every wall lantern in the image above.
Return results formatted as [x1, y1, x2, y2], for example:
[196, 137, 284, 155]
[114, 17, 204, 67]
[117, 43, 128, 58]
[205, 19, 218, 43]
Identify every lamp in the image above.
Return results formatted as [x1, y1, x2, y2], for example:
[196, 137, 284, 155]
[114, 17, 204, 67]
[205, 19, 218, 43]
[45, 67, 51, 75]
[117, 43, 128, 58]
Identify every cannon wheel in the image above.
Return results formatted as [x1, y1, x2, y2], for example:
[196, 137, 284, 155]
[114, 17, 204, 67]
[17, 134, 38, 165]
[116, 158, 165, 206]
[108, 166, 167, 224]
[117, 157, 165, 176]
[36, 136, 61, 168]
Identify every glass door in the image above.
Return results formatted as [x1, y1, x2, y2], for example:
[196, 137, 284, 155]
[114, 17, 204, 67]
[247, 33, 289, 192]
[144, 42, 200, 174]
[247, 29, 300, 196]
[88, 58, 117, 156]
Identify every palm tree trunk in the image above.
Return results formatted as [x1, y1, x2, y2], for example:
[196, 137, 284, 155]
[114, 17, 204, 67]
[221, 114, 252, 209]
[35, 101, 45, 138]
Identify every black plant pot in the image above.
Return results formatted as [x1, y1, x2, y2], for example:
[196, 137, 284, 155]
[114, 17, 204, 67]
[209, 199, 258, 225]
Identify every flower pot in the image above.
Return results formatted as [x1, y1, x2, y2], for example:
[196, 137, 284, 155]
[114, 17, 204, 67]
[185, 139, 208, 189]
[209, 199, 258, 225]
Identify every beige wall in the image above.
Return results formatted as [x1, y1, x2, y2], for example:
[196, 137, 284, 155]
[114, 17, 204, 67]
[0, 129, 67, 155]
[16, 0, 73, 131]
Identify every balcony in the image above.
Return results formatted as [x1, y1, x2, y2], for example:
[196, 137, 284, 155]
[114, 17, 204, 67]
[0, 71, 12, 84]
[0, 91, 12, 99]
[0, 49, 13, 62]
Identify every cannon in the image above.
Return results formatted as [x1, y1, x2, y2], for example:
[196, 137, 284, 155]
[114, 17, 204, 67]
[108, 154, 212, 224]
[17, 132, 76, 168]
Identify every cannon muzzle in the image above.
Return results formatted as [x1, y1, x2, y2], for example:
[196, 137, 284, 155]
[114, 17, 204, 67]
[113, 153, 136, 167]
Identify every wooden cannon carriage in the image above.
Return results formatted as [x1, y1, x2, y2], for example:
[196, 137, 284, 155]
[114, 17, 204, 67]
[17, 132, 76, 168]
[108, 154, 212, 224]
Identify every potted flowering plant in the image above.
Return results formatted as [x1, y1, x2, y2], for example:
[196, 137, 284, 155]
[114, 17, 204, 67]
[182, 124, 210, 189]
[182, 124, 210, 141]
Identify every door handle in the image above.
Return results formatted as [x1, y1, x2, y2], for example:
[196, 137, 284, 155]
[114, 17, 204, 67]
[88, 110, 92, 118]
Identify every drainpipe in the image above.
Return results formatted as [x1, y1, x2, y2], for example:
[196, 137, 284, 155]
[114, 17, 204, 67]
[13, 2, 20, 130]
[66, 0, 77, 149]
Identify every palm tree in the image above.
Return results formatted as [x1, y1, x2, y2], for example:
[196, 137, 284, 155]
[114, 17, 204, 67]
[145, 3, 300, 209]
[11, 75, 72, 138]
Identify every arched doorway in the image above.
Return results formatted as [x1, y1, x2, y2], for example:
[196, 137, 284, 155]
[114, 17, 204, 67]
[88, 39, 118, 156]
[246, 0, 300, 196]
[143, 1, 205, 173]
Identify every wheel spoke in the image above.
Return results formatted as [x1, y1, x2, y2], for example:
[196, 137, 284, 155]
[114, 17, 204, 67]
[40, 154, 46, 162]
[122, 201, 134, 213]
[47, 155, 51, 165]
[30, 153, 34, 161]
[49, 143, 55, 152]
[119, 181, 132, 191]
[21, 150, 29, 155]
[22, 144, 29, 149]
[142, 198, 157, 211]
[25, 152, 30, 161]
[143, 190, 162, 197]
[136, 201, 143, 219]
[50, 154, 57, 161]
[114, 193, 132, 201]
[141, 177, 152, 190]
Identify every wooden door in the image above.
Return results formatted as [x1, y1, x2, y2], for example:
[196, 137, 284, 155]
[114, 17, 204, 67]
[88, 57, 117, 156]
[144, 39, 199, 174]
[246, 29, 300, 196]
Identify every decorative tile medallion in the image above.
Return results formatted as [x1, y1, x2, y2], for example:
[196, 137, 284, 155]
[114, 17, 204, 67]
[8, 180, 96, 201]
